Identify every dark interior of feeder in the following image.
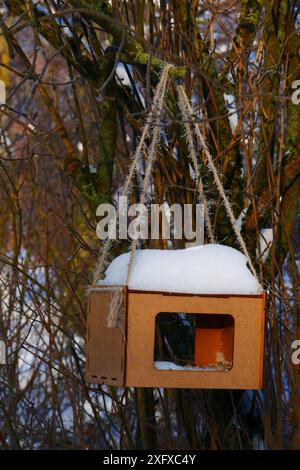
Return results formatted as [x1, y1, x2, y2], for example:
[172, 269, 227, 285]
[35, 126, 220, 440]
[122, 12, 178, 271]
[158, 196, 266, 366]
[154, 312, 234, 370]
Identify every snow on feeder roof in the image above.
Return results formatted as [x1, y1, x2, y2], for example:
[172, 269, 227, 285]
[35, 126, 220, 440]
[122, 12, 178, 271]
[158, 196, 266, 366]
[99, 244, 262, 295]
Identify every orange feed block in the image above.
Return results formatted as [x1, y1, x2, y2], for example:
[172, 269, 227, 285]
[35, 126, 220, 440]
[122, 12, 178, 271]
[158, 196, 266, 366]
[194, 315, 234, 367]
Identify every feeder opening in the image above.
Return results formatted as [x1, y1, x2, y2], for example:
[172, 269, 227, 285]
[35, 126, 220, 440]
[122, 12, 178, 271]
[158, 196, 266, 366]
[154, 312, 234, 371]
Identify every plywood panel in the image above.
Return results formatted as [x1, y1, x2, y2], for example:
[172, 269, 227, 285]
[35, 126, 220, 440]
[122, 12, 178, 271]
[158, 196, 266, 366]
[86, 287, 126, 386]
[125, 292, 265, 389]
[195, 320, 222, 366]
[222, 320, 234, 364]
[194, 315, 234, 366]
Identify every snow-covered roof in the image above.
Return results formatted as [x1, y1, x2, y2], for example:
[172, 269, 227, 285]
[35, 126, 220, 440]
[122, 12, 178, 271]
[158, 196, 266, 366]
[99, 244, 262, 295]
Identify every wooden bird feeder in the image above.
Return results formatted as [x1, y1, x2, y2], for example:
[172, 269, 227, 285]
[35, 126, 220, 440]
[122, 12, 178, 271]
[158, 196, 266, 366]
[86, 71, 266, 390]
[86, 286, 266, 389]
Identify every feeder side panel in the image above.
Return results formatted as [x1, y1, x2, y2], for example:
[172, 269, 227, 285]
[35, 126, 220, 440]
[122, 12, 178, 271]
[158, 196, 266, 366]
[86, 287, 126, 386]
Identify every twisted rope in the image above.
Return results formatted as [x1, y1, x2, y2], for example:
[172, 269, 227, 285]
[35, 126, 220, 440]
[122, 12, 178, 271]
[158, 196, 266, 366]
[177, 85, 215, 243]
[93, 64, 173, 286]
[104, 64, 172, 327]
[177, 85, 261, 284]
[93, 70, 261, 329]
[124, 65, 172, 289]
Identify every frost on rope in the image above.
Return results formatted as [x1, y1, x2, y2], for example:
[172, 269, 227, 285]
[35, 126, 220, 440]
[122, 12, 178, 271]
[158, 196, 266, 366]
[98, 244, 262, 295]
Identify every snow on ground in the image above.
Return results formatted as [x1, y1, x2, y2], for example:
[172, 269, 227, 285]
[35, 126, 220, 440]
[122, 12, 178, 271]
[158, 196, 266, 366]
[99, 244, 262, 295]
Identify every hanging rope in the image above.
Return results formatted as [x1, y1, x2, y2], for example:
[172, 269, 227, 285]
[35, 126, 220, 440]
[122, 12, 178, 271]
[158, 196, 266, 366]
[125, 64, 173, 288]
[176, 85, 261, 284]
[177, 85, 215, 244]
[96, 64, 173, 327]
[92, 64, 173, 287]
[92, 67, 262, 328]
